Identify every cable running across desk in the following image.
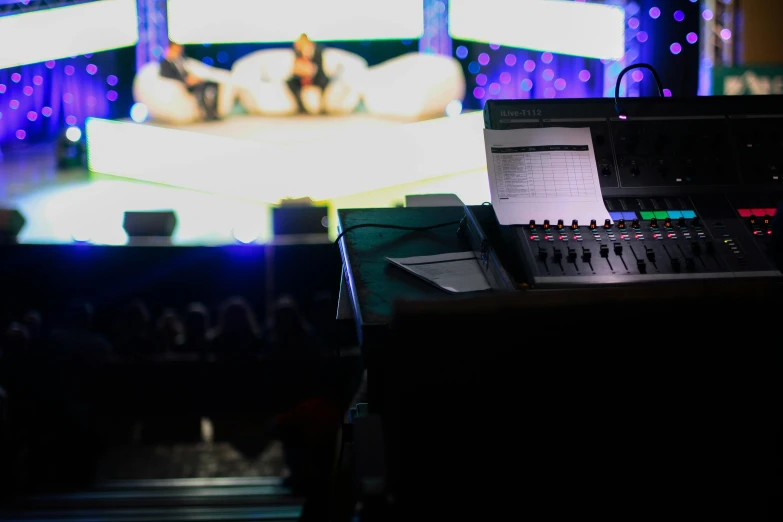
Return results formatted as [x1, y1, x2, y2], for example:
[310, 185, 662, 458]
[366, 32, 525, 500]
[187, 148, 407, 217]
[334, 220, 463, 244]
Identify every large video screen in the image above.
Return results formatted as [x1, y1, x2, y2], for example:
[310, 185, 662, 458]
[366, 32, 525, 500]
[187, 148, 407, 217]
[0, 0, 139, 69]
[167, 0, 424, 44]
[449, 0, 625, 60]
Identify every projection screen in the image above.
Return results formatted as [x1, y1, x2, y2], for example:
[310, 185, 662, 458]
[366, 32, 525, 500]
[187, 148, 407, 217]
[0, 0, 139, 69]
[167, 0, 424, 44]
[449, 0, 625, 60]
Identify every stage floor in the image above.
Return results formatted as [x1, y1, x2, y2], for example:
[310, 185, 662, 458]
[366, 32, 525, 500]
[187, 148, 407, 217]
[1, 142, 491, 246]
[86, 111, 488, 203]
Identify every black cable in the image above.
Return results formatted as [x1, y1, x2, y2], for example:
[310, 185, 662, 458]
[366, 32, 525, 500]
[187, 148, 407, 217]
[614, 63, 665, 120]
[334, 220, 462, 245]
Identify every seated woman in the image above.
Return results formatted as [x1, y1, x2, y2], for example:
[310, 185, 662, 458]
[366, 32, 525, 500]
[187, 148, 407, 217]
[286, 33, 330, 114]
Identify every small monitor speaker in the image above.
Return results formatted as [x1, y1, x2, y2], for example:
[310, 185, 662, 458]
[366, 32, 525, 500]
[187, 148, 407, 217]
[123, 211, 178, 237]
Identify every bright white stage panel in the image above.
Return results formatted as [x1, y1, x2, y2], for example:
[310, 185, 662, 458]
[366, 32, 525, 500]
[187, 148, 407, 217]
[167, 0, 423, 44]
[0, 0, 139, 69]
[449, 0, 625, 60]
[86, 113, 487, 203]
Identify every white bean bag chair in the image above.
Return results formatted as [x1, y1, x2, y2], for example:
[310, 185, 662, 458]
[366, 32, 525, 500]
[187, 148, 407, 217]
[231, 48, 367, 115]
[363, 53, 466, 120]
[132, 59, 236, 124]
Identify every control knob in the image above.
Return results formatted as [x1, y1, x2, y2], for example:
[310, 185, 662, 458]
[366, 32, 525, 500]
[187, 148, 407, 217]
[543, 220, 550, 230]
[529, 220, 536, 230]
[664, 217, 672, 228]
[604, 219, 612, 229]
[650, 217, 658, 228]
[557, 219, 565, 230]
[589, 219, 597, 230]
[632, 218, 640, 229]
[677, 217, 686, 228]
[618, 219, 626, 229]
[571, 219, 579, 230]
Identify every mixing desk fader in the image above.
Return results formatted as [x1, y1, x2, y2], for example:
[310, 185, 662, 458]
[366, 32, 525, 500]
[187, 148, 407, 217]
[465, 96, 783, 290]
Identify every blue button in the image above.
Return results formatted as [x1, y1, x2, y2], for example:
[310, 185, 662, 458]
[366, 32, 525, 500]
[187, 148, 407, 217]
[681, 210, 696, 218]
[609, 212, 624, 221]
[668, 211, 682, 219]
[622, 212, 637, 220]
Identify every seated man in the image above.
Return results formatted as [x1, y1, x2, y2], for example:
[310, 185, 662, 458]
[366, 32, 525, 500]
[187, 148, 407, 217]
[287, 34, 329, 114]
[159, 42, 220, 121]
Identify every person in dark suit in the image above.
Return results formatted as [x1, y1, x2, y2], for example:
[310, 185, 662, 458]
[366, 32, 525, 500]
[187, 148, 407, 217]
[287, 34, 330, 114]
[159, 42, 220, 121]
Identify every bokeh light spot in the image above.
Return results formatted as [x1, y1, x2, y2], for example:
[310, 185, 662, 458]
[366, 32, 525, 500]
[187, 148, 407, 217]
[64, 65, 75, 76]
[468, 61, 480, 74]
[670, 43, 682, 55]
[554, 78, 566, 91]
[544, 87, 556, 98]
[541, 52, 553, 64]
[686, 32, 698, 44]
[505, 54, 517, 67]
[524, 60, 536, 72]
[631, 70, 644, 82]
[23, 86, 33, 96]
[649, 7, 660, 19]
[42, 107, 53, 117]
[476, 73, 487, 86]
[33, 75, 43, 86]
[27, 111, 37, 121]
[628, 17, 639, 29]
[637, 31, 649, 43]
[489, 82, 501, 95]
[499, 72, 511, 84]
[473, 87, 486, 99]
[107, 90, 118, 101]
[107, 75, 118, 86]
[520, 79, 533, 91]
[578, 70, 591, 82]
[542, 69, 554, 81]
[66, 115, 77, 126]
[674, 10, 685, 22]
[16, 129, 26, 140]
[478, 53, 490, 66]
[456, 45, 468, 59]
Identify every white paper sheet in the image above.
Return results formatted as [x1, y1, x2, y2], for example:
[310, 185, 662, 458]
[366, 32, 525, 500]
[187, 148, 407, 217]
[484, 127, 612, 226]
[385, 252, 491, 293]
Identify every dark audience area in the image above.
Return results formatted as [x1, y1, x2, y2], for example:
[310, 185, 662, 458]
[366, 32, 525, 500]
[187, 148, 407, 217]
[0, 244, 360, 510]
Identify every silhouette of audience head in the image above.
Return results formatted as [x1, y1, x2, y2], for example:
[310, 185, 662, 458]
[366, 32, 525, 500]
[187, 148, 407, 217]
[64, 300, 94, 331]
[273, 295, 308, 337]
[2, 322, 30, 357]
[217, 297, 261, 341]
[156, 308, 184, 351]
[22, 309, 42, 336]
[185, 302, 211, 342]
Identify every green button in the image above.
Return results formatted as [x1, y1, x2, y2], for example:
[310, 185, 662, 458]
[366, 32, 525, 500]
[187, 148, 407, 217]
[640, 211, 655, 220]
[653, 211, 668, 219]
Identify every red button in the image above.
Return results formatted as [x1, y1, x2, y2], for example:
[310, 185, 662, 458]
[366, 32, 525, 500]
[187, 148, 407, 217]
[737, 209, 752, 217]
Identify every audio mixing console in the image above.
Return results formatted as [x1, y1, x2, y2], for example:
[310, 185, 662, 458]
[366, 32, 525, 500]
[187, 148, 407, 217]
[465, 96, 783, 289]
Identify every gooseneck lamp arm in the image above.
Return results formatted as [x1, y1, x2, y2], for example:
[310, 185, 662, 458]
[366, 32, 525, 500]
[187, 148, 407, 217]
[614, 63, 665, 120]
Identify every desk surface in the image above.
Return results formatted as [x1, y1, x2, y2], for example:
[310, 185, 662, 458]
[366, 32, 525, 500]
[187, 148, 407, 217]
[337, 207, 470, 334]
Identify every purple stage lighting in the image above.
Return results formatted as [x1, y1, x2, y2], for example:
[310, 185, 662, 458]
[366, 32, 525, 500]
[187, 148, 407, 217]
[649, 7, 661, 19]
[674, 10, 685, 22]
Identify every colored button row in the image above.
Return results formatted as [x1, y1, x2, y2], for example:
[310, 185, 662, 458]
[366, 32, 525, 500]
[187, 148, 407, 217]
[638, 210, 697, 220]
[737, 208, 777, 218]
[609, 210, 697, 222]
